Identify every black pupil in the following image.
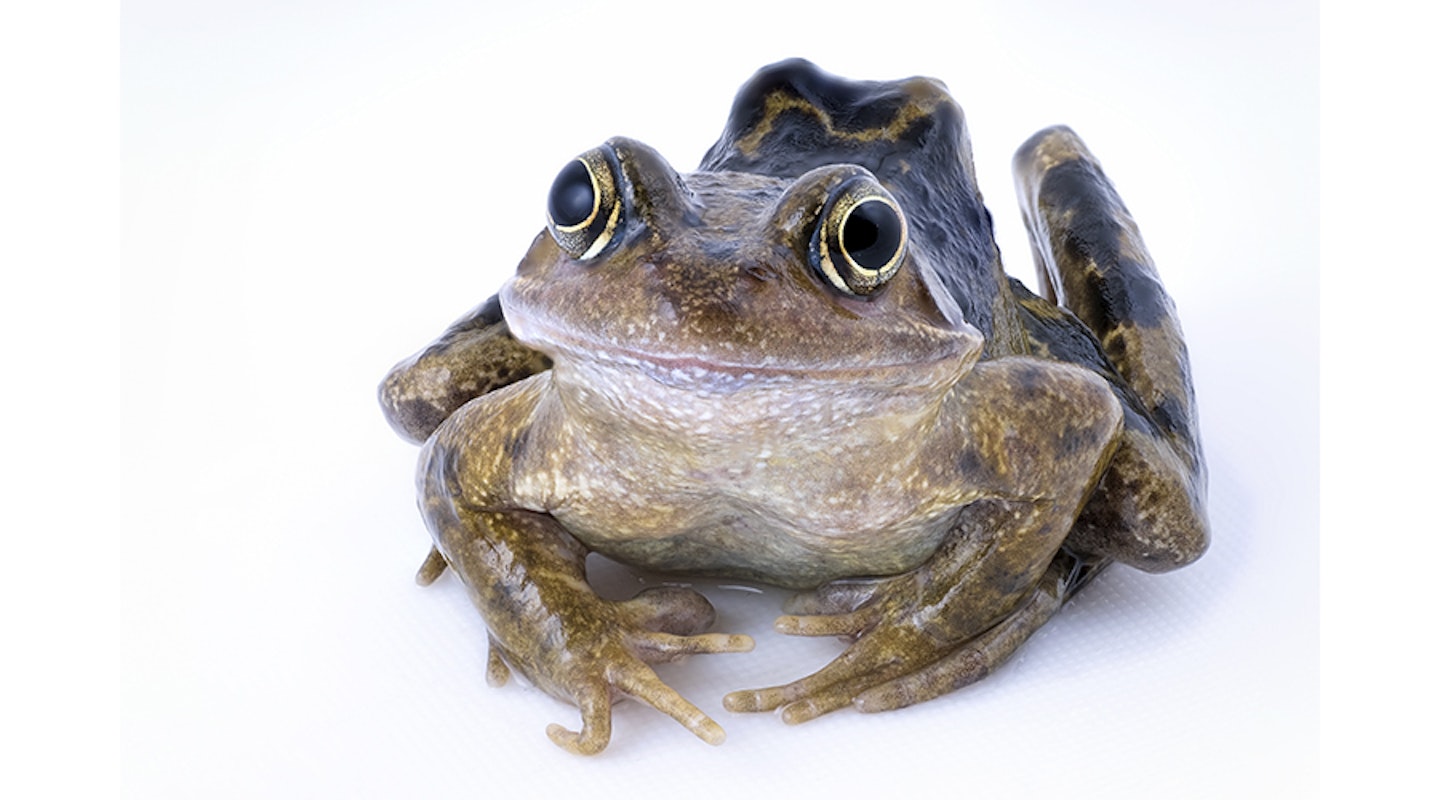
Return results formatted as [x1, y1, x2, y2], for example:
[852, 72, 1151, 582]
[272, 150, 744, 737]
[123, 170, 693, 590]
[843, 200, 901, 270]
[548, 160, 595, 227]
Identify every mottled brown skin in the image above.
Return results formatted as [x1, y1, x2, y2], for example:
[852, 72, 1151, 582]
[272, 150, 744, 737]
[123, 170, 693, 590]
[379, 60, 1208, 755]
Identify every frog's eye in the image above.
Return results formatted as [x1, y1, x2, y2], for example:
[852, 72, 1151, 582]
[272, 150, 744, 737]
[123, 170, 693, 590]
[812, 179, 907, 296]
[546, 147, 623, 260]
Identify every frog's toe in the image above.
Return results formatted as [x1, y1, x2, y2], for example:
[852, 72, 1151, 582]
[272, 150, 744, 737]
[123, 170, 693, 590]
[851, 648, 990, 714]
[613, 667, 728, 746]
[529, 598, 748, 754]
[724, 625, 936, 720]
[723, 668, 894, 722]
[414, 545, 448, 586]
[773, 607, 877, 637]
[544, 659, 731, 754]
[722, 683, 791, 714]
[485, 635, 512, 687]
[546, 683, 613, 755]
[777, 687, 867, 725]
[630, 631, 755, 661]
[854, 582, 1066, 713]
[726, 676, 878, 724]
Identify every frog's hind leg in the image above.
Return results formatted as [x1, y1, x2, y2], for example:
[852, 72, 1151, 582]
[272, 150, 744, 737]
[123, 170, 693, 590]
[1013, 127, 1209, 573]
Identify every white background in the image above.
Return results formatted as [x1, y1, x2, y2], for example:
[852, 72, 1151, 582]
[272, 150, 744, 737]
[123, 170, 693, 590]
[4, 1, 1426, 797]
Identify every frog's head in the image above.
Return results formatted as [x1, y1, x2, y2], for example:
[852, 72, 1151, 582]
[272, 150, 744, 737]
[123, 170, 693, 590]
[502, 60, 1001, 399]
[500, 136, 983, 395]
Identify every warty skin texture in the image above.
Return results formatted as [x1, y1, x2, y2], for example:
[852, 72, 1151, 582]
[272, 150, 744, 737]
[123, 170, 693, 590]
[380, 59, 1208, 754]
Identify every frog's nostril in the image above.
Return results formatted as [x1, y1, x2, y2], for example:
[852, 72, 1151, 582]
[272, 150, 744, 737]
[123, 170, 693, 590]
[744, 263, 778, 282]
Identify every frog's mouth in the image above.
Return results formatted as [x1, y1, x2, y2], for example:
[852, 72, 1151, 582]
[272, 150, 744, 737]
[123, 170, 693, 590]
[503, 294, 981, 395]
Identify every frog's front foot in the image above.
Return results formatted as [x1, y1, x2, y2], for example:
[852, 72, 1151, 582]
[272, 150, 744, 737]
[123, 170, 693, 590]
[724, 559, 1071, 724]
[492, 583, 756, 755]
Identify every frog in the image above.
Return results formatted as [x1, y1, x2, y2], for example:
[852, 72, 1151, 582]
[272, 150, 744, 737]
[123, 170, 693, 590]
[378, 59, 1208, 755]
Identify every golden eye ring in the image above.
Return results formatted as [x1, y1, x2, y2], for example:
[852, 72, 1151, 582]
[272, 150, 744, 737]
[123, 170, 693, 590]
[546, 147, 623, 260]
[813, 180, 907, 296]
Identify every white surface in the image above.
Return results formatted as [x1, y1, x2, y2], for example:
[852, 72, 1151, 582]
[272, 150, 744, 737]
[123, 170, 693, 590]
[6, 0, 1381, 796]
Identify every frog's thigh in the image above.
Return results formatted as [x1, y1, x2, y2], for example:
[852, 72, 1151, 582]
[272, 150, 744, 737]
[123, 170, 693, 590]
[1068, 426, 1208, 573]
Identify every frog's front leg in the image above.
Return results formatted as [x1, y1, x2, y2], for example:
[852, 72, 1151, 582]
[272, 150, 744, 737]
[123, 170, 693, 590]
[726, 360, 1123, 723]
[379, 294, 552, 444]
[419, 378, 754, 755]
